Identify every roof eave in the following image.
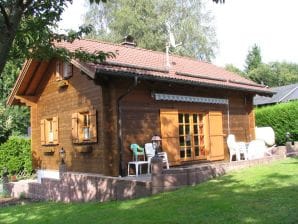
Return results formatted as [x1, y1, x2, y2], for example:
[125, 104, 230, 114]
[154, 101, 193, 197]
[95, 68, 274, 96]
[7, 59, 33, 106]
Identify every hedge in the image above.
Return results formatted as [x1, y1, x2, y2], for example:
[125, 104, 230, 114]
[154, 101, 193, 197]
[255, 101, 298, 145]
[0, 136, 32, 175]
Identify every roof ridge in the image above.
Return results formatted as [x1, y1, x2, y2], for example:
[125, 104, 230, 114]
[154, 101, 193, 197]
[80, 38, 215, 66]
[82, 38, 169, 56]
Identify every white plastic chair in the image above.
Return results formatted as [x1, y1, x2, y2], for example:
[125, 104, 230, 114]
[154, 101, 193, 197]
[145, 143, 155, 165]
[247, 139, 267, 160]
[227, 134, 248, 161]
[145, 143, 169, 170]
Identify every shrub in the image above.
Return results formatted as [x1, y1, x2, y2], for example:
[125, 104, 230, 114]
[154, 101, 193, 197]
[0, 136, 32, 175]
[255, 101, 298, 145]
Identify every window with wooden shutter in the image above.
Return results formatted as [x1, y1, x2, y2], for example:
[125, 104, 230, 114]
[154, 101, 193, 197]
[160, 109, 180, 165]
[72, 110, 97, 144]
[56, 61, 73, 80]
[40, 116, 59, 145]
[207, 111, 225, 161]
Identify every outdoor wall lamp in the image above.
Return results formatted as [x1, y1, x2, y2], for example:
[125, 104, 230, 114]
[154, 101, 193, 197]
[59, 147, 66, 164]
[151, 135, 162, 156]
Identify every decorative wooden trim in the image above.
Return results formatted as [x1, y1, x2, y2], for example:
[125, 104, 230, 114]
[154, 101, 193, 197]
[14, 95, 38, 106]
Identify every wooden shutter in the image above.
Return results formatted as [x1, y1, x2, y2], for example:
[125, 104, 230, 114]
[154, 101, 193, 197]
[52, 116, 59, 144]
[208, 111, 225, 161]
[89, 109, 97, 143]
[72, 113, 79, 143]
[40, 119, 46, 145]
[78, 113, 84, 142]
[160, 109, 180, 165]
[55, 61, 62, 80]
[63, 62, 73, 79]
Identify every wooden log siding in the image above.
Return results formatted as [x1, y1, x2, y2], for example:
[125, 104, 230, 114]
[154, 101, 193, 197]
[27, 59, 256, 175]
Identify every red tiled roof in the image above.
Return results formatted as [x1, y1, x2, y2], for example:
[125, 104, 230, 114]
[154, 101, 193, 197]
[56, 39, 272, 95]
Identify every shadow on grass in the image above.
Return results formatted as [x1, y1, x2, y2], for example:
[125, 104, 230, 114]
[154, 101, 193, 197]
[1, 158, 298, 224]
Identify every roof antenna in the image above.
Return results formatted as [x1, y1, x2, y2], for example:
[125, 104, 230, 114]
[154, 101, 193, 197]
[165, 22, 182, 68]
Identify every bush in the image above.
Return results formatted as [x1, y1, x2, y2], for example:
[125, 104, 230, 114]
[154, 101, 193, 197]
[0, 136, 32, 175]
[255, 101, 298, 145]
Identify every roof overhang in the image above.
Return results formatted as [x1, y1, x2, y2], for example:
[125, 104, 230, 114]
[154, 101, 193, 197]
[7, 59, 46, 106]
[94, 66, 274, 96]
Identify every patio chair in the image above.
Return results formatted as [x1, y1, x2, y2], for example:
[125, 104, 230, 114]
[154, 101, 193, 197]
[227, 134, 248, 161]
[255, 127, 276, 156]
[130, 143, 145, 161]
[247, 139, 267, 160]
[144, 143, 169, 170]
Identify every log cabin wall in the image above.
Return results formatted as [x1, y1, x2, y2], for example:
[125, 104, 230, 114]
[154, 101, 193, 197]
[110, 77, 255, 172]
[31, 60, 119, 176]
[31, 64, 255, 176]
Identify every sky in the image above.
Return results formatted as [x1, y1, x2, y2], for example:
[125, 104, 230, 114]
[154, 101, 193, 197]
[59, 0, 298, 70]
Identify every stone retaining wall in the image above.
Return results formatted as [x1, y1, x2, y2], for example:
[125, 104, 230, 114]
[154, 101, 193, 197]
[151, 154, 286, 194]
[5, 172, 151, 202]
[4, 149, 288, 202]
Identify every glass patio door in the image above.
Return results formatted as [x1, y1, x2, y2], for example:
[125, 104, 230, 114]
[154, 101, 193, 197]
[178, 112, 206, 161]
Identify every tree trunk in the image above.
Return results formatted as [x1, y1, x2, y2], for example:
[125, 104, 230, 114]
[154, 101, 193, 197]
[0, 4, 24, 77]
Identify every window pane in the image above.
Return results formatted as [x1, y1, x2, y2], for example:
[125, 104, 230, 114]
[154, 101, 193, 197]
[194, 125, 198, 134]
[193, 114, 197, 123]
[180, 149, 185, 158]
[178, 113, 183, 123]
[194, 136, 199, 145]
[195, 147, 200, 156]
[179, 125, 184, 135]
[186, 136, 191, 146]
[185, 125, 190, 134]
[185, 114, 189, 123]
[179, 136, 185, 146]
[187, 148, 191, 157]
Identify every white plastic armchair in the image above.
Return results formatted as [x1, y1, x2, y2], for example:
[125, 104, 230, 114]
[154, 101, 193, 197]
[145, 143, 169, 170]
[227, 134, 248, 161]
[145, 143, 155, 164]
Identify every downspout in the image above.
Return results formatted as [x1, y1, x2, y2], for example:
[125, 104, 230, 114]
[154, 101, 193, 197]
[227, 98, 230, 134]
[117, 76, 139, 176]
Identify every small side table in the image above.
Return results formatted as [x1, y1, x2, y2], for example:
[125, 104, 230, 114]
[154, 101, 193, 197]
[128, 161, 149, 176]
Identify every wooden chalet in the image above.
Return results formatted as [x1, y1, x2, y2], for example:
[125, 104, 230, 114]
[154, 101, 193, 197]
[7, 39, 273, 176]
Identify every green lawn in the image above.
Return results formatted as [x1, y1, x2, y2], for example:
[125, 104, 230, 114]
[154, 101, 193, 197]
[1, 157, 298, 224]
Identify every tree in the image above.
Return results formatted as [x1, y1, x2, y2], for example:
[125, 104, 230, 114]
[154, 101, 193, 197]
[0, 60, 30, 143]
[0, 0, 111, 78]
[225, 64, 246, 77]
[244, 44, 262, 73]
[83, 0, 218, 61]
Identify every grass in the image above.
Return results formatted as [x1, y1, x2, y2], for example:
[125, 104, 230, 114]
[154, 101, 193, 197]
[1, 157, 298, 224]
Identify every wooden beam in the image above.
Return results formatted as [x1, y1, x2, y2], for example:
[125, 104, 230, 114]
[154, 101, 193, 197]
[15, 95, 38, 107]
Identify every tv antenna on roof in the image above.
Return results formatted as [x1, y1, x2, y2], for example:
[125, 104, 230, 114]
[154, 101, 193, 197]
[165, 22, 182, 68]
